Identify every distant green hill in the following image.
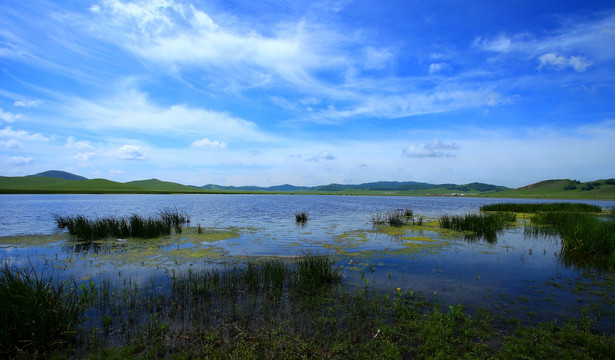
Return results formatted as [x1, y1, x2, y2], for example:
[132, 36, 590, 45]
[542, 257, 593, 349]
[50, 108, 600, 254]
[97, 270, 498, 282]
[27, 170, 87, 181]
[1, 171, 613, 199]
[486, 179, 615, 199]
[200, 181, 507, 194]
[0, 176, 145, 193]
[126, 179, 204, 193]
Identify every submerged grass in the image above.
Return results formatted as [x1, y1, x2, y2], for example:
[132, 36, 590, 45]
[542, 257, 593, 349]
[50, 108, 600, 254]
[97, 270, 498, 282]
[371, 209, 413, 227]
[54, 208, 190, 240]
[173, 254, 341, 299]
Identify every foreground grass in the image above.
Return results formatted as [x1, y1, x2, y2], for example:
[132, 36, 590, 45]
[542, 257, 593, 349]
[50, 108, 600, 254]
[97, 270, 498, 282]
[2, 256, 614, 360]
[0, 264, 80, 357]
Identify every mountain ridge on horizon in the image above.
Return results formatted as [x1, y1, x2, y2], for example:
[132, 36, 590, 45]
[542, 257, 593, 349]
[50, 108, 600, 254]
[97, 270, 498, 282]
[2, 170, 614, 199]
[21, 170, 509, 192]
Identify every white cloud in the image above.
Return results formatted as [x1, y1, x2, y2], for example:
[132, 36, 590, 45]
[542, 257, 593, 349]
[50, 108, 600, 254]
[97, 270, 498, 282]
[403, 139, 459, 158]
[13, 99, 42, 107]
[424, 138, 460, 150]
[116, 144, 146, 160]
[191, 138, 227, 150]
[429, 63, 450, 74]
[0, 108, 21, 123]
[538, 53, 592, 72]
[73, 152, 98, 164]
[363, 46, 393, 70]
[0, 139, 22, 149]
[6, 156, 33, 166]
[472, 34, 517, 53]
[306, 151, 336, 162]
[66, 136, 94, 149]
[0, 127, 50, 141]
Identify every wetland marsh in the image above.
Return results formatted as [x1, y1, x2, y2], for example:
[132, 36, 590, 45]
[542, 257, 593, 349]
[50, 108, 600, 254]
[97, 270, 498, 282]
[1, 194, 614, 358]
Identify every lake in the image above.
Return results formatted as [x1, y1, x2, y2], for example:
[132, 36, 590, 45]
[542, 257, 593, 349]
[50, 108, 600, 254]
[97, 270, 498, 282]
[1, 194, 615, 331]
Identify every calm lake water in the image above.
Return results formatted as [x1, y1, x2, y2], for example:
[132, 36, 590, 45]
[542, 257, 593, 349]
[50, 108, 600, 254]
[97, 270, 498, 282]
[1, 194, 615, 330]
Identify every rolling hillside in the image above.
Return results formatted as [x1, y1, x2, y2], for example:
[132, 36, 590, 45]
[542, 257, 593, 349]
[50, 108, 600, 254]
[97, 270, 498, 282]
[486, 179, 615, 199]
[0, 171, 613, 199]
[27, 170, 88, 181]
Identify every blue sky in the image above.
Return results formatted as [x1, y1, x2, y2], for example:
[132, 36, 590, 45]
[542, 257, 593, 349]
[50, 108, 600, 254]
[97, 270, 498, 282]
[1, 0, 614, 187]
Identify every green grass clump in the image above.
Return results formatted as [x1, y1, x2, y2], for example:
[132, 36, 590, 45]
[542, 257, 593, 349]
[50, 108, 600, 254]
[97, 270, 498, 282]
[439, 212, 516, 242]
[529, 212, 615, 262]
[0, 264, 81, 357]
[295, 211, 308, 224]
[480, 202, 602, 213]
[54, 208, 190, 240]
[293, 253, 342, 291]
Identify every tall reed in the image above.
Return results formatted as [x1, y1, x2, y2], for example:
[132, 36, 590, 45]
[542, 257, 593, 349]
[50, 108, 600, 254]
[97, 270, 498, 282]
[295, 211, 309, 224]
[0, 264, 81, 357]
[54, 208, 190, 240]
[480, 203, 601, 213]
[530, 212, 615, 258]
[439, 212, 516, 242]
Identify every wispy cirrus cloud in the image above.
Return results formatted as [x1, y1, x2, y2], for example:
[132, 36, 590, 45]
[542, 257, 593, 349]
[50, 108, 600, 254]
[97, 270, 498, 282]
[316, 89, 502, 122]
[473, 12, 615, 65]
[87, 0, 349, 92]
[63, 87, 269, 142]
